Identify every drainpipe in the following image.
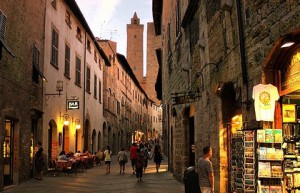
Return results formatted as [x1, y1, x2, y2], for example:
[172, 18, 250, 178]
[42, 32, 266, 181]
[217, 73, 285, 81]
[236, 0, 250, 109]
[83, 31, 87, 149]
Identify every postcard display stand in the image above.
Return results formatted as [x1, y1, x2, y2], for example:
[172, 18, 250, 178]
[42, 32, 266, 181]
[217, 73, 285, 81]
[244, 130, 256, 193]
[231, 131, 244, 192]
[257, 128, 284, 193]
[282, 123, 300, 192]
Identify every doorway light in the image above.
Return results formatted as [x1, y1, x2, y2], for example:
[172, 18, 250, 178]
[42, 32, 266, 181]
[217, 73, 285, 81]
[281, 41, 295, 48]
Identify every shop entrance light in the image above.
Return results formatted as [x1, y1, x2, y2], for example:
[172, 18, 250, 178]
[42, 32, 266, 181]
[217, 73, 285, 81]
[281, 38, 295, 48]
[72, 118, 81, 129]
[60, 112, 69, 126]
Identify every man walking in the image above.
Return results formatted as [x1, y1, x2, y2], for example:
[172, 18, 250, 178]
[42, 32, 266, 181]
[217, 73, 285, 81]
[197, 146, 214, 193]
[130, 143, 138, 174]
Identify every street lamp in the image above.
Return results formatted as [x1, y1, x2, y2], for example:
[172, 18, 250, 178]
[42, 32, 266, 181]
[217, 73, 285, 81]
[60, 112, 69, 126]
[45, 80, 63, 97]
[72, 118, 81, 129]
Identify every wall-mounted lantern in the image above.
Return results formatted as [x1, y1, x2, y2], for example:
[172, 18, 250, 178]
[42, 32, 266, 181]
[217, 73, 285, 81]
[72, 118, 80, 129]
[60, 112, 69, 126]
[45, 80, 63, 97]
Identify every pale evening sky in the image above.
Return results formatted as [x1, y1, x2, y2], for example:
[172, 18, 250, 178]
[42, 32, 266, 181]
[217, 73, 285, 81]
[75, 0, 153, 75]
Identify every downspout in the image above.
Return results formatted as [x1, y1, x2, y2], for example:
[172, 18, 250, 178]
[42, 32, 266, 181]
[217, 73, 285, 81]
[83, 31, 87, 150]
[236, 0, 250, 109]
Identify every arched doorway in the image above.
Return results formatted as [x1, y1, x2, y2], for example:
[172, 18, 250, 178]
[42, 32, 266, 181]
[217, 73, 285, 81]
[48, 120, 58, 160]
[3, 119, 15, 186]
[92, 129, 96, 153]
[112, 133, 116, 153]
[84, 119, 90, 152]
[98, 131, 102, 151]
[108, 126, 111, 146]
[103, 122, 107, 147]
[120, 130, 124, 149]
[62, 125, 69, 153]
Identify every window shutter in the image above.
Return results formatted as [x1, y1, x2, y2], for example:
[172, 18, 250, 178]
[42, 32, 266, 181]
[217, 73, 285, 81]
[0, 10, 7, 40]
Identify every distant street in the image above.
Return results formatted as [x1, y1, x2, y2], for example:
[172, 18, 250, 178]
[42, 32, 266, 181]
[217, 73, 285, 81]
[3, 155, 184, 193]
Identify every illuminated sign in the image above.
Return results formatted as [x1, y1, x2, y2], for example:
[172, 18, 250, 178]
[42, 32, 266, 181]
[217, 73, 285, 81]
[67, 101, 79, 110]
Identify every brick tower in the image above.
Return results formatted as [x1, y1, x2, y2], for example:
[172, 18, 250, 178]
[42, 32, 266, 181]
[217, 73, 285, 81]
[127, 12, 144, 83]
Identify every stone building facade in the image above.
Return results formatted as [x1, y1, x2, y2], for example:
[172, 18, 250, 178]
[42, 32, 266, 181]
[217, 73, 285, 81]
[42, 0, 110, 161]
[98, 39, 151, 152]
[153, 0, 300, 192]
[0, 0, 46, 190]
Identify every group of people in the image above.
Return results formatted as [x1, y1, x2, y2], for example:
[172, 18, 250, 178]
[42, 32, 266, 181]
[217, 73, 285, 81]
[128, 142, 163, 182]
[34, 141, 215, 192]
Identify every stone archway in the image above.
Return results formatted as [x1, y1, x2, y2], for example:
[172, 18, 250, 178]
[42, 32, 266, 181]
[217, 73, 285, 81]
[98, 131, 102, 151]
[48, 119, 58, 160]
[103, 122, 107, 147]
[92, 129, 96, 153]
[84, 119, 91, 152]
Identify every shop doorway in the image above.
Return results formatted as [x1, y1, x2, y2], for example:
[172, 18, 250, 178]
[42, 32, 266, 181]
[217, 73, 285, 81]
[189, 116, 195, 166]
[3, 119, 14, 186]
[62, 125, 69, 153]
[83, 119, 90, 151]
[30, 119, 37, 178]
[92, 129, 96, 153]
[48, 120, 58, 160]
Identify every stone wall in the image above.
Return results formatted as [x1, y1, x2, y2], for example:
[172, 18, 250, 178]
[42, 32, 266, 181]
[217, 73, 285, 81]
[0, 0, 46, 190]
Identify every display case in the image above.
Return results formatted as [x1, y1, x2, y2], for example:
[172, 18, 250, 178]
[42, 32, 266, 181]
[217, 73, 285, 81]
[230, 131, 244, 193]
[282, 123, 300, 192]
[257, 128, 284, 193]
[243, 130, 256, 193]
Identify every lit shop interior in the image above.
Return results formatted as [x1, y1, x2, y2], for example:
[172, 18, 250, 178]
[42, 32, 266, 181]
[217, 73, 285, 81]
[228, 37, 300, 193]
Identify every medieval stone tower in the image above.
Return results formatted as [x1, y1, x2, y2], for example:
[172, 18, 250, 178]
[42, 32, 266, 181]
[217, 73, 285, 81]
[127, 12, 144, 84]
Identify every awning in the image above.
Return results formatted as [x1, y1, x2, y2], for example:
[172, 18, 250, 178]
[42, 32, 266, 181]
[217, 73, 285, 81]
[0, 38, 15, 58]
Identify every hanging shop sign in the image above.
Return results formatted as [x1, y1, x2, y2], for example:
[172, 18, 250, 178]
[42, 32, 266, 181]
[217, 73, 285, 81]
[172, 91, 201, 105]
[67, 100, 79, 110]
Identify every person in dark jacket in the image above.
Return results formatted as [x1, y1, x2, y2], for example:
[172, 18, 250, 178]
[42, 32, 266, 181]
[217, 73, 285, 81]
[34, 142, 44, 180]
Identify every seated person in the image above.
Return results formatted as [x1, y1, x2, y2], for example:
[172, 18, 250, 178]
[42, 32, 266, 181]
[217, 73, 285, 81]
[58, 150, 69, 161]
[74, 151, 81, 157]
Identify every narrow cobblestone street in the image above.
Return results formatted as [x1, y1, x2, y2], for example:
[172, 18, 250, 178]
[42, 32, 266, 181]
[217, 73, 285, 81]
[2, 155, 184, 193]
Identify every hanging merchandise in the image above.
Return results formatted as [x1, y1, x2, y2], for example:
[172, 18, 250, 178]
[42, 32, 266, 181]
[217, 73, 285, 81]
[252, 84, 280, 121]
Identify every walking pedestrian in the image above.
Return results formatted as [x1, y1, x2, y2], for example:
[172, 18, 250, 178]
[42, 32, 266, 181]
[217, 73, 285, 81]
[151, 144, 162, 173]
[117, 147, 128, 174]
[104, 146, 112, 174]
[130, 143, 138, 174]
[34, 141, 44, 180]
[197, 146, 214, 193]
[140, 144, 150, 173]
[135, 148, 144, 182]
